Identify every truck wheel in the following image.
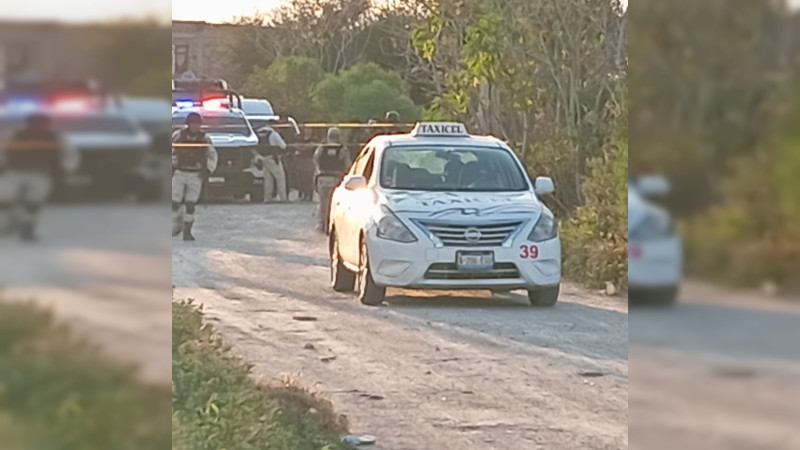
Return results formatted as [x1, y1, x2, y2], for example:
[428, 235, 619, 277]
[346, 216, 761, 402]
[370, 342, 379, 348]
[330, 232, 355, 292]
[527, 285, 560, 307]
[357, 239, 385, 306]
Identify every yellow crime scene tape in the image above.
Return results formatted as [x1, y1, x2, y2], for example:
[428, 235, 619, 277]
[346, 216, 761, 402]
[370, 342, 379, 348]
[171, 122, 415, 148]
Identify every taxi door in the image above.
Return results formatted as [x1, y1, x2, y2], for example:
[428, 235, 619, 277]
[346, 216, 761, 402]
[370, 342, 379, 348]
[336, 146, 375, 265]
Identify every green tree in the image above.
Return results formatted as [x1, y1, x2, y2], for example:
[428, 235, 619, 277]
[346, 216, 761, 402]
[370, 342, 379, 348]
[241, 56, 326, 121]
[314, 62, 420, 122]
[86, 23, 170, 94]
[684, 85, 800, 289]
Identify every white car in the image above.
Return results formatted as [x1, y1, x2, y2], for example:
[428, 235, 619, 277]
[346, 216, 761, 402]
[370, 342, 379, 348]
[628, 176, 683, 305]
[328, 122, 562, 306]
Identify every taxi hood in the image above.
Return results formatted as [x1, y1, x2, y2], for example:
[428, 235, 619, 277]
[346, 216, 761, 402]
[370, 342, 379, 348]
[381, 190, 543, 220]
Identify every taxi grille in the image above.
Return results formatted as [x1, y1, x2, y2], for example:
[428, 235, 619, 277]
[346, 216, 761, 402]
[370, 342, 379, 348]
[419, 221, 522, 247]
[424, 263, 521, 280]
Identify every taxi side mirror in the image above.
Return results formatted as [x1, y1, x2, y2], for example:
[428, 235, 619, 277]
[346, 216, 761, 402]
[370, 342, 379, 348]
[533, 176, 555, 195]
[636, 175, 670, 197]
[343, 175, 367, 191]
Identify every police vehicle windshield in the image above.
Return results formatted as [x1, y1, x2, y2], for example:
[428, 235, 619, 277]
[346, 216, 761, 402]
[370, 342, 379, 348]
[380, 146, 529, 192]
[241, 99, 275, 116]
[171, 115, 251, 136]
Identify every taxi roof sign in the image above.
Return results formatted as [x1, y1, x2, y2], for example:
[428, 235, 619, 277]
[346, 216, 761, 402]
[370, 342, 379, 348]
[410, 122, 468, 137]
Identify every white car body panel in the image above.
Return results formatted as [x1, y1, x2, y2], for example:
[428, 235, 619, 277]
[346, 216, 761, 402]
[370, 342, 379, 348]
[330, 125, 561, 291]
[628, 186, 683, 289]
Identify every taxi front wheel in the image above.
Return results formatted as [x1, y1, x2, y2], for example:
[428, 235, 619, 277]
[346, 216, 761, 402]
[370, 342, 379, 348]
[528, 285, 560, 307]
[330, 232, 355, 292]
[357, 240, 385, 306]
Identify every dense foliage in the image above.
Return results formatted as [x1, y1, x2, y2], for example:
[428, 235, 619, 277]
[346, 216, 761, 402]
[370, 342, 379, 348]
[631, 0, 800, 289]
[0, 300, 171, 449]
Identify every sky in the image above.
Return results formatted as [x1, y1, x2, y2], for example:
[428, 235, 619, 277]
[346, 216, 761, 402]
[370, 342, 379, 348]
[172, 0, 286, 23]
[2, 0, 800, 24]
[0, 0, 171, 23]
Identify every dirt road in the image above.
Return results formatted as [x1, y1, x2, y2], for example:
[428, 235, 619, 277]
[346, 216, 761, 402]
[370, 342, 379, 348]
[630, 284, 800, 450]
[0, 204, 171, 385]
[172, 203, 629, 450]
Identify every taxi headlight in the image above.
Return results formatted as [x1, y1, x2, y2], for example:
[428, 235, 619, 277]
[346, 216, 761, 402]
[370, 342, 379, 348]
[527, 213, 557, 242]
[630, 213, 674, 240]
[377, 206, 417, 243]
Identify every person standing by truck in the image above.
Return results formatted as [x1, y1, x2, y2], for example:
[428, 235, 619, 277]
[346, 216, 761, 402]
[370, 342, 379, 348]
[254, 120, 289, 203]
[312, 127, 352, 233]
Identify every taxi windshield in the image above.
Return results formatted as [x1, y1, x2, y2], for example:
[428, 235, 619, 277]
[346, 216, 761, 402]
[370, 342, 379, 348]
[380, 146, 529, 192]
[172, 115, 251, 136]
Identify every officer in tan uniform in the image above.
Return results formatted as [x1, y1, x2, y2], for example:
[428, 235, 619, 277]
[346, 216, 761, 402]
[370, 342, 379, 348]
[312, 127, 352, 233]
[172, 112, 218, 241]
[0, 112, 78, 241]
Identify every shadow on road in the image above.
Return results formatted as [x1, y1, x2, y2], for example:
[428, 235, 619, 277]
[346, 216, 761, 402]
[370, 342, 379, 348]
[630, 301, 800, 363]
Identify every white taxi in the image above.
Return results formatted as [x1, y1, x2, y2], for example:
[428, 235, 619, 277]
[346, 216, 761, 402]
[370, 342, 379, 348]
[328, 122, 561, 306]
[628, 176, 683, 305]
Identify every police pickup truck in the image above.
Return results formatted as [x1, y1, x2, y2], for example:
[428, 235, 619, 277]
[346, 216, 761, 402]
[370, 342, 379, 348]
[0, 94, 156, 202]
[328, 122, 561, 307]
[171, 105, 262, 202]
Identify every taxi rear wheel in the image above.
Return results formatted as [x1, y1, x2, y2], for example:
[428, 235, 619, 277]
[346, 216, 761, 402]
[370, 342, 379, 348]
[528, 285, 560, 307]
[330, 232, 355, 292]
[357, 240, 385, 306]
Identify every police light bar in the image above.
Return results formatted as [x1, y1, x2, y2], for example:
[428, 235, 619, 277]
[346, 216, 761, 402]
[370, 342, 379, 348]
[1, 95, 42, 112]
[202, 98, 230, 109]
[411, 122, 469, 137]
[173, 97, 231, 110]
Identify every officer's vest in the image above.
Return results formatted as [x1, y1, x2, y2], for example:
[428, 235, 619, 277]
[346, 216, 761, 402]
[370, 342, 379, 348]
[174, 129, 208, 171]
[256, 129, 282, 157]
[317, 144, 347, 174]
[6, 129, 62, 174]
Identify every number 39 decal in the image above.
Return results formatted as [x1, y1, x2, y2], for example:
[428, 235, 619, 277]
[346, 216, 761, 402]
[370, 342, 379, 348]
[520, 245, 539, 259]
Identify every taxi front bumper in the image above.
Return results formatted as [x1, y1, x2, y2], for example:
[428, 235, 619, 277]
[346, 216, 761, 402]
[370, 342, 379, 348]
[628, 236, 683, 288]
[365, 228, 561, 290]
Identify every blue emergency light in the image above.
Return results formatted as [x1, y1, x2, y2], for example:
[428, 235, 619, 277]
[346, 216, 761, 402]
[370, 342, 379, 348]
[175, 100, 195, 109]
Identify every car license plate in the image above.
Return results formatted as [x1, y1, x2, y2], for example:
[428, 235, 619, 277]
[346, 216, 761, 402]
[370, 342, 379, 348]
[208, 177, 225, 183]
[456, 251, 494, 270]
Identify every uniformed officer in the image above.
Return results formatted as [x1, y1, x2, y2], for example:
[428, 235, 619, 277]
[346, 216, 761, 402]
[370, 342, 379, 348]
[254, 119, 289, 203]
[172, 112, 218, 241]
[0, 112, 78, 241]
[312, 127, 352, 232]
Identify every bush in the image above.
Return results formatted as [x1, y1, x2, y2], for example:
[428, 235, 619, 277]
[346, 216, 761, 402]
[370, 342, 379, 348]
[241, 56, 326, 121]
[560, 136, 628, 290]
[172, 300, 352, 450]
[0, 300, 171, 450]
[314, 63, 420, 122]
[683, 135, 800, 290]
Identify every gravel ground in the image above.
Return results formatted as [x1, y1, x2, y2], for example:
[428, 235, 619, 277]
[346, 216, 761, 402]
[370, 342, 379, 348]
[173, 203, 629, 449]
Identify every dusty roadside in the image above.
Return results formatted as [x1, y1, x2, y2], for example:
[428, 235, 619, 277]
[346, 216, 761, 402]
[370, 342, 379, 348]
[173, 203, 628, 449]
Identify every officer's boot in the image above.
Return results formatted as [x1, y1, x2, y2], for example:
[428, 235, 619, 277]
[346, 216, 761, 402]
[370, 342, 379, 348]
[183, 221, 195, 241]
